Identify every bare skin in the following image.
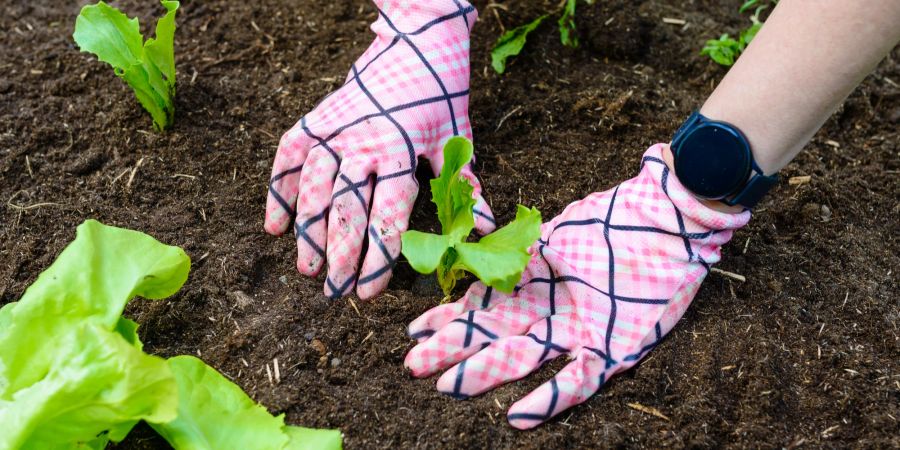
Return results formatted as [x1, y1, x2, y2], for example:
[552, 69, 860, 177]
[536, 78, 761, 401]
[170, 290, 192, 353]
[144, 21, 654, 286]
[662, 0, 900, 213]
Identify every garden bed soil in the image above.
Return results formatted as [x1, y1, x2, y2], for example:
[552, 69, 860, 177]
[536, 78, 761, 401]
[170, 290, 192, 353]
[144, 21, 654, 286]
[2, 0, 898, 448]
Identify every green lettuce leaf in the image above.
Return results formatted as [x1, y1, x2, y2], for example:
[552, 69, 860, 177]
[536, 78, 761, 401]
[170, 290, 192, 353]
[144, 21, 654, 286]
[400, 231, 453, 275]
[0, 324, 177, 450]
[71, 2, 143, 71]
[436, 247, 463, 297]
[151, 356, 342, 450]
[144, 1, 179, 84]
[73, 1, 179, 131]
[740, 18, 763, 46]
[0, 220, 189, 449]
[491, 15, 547, 74]
[700, 34, 742, 66]
[284, 425, 344, 450]
[432, 136, 476, 240]
[454, 205, 542, 293]
[115, 317, 144, 351]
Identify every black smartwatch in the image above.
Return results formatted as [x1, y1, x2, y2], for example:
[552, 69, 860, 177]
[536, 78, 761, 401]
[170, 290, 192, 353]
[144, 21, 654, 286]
[670, 111, 778, 209]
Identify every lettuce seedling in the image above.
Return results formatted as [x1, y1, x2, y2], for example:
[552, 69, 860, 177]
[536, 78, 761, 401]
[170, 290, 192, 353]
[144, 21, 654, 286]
[0, 220, 341, 450]
[491, 15, 548, 74]
[73, 1, 179, 131]
[700, 33, 744, 66]
[492, 0, 595, 73]
[401, 137, 541, 297]
[701, 2, 768, 66]
[558, 0, 595, 48]
[558, 0, 579, 47]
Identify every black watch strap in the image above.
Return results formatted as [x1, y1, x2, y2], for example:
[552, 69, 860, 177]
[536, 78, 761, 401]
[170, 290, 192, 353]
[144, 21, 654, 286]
[670, 110, 703, 151]
[724, 159, 779, 208]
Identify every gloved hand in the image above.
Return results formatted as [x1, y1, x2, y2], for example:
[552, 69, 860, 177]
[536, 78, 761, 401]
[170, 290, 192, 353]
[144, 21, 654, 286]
[265, 0, 495, 299]
[404, 144, 751, 429]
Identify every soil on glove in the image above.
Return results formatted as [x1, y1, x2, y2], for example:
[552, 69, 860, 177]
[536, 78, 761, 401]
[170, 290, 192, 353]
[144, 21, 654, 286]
[2, 0, 898, 448]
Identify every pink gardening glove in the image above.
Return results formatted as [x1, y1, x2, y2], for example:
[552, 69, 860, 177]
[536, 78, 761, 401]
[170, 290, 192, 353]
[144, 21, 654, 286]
[404, 144, 751, 429]
[265, 0, 495, 299]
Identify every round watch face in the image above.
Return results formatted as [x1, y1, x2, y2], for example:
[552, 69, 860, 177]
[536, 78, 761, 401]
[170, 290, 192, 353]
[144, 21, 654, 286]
[674, 123, 752, 199]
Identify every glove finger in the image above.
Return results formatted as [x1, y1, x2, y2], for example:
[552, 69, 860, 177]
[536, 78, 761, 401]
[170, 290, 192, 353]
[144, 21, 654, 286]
[265, 126, 314, 235]
[293, 148, 340, 276]
[436, 316, 575, 399]
[355, 173, 419, 300]
[404, 309, 517, 378]
[404, 291, 551, 378]
[507, 348, 611, 430]
[406, 243, 553, 343]
[471, 191, 496, 236]
[407, 282, 511, 342]
[324, 161, 375, 299]
[460, 165, 496, 236]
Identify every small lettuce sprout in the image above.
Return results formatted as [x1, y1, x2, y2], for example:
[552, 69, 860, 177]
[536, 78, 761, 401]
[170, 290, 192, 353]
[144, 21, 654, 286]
[73, 1, 179, 131]
[491, 0, 595, 74]
[701, 2, 770, 66]
[491, 15, 548, 74]
[401, 137, 541, 297]
[559, 0, 596, 48]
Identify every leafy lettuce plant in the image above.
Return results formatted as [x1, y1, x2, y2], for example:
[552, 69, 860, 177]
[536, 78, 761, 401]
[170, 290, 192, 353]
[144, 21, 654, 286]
[73, 1, 179, 131]
[491, 0, 594, 74]
[401, 137, 541, 297]
[0, 220, 341, 450]
[0, 220, 187, 450]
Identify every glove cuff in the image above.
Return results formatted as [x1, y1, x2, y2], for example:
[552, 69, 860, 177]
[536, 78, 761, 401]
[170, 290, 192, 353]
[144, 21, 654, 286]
[641, 144, 752, 232]
[372, 0, 477, 34]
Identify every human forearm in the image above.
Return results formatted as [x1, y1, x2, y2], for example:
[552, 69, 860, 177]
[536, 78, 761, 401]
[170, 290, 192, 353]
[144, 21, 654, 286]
[698, 0, 900, 175]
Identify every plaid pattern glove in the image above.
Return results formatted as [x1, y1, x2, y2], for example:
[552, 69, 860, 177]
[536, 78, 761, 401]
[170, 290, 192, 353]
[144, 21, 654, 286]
[265, 0, 495, 300]
[404, 144, 751, 429]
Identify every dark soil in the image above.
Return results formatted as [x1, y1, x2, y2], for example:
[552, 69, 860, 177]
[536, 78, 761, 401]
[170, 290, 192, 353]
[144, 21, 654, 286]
[2, 0, 898, 448]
